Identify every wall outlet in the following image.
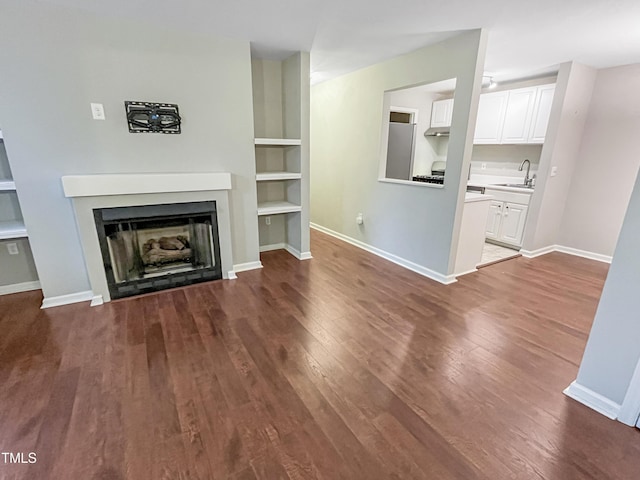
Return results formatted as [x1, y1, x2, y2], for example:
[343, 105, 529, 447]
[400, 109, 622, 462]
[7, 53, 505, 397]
[265, 216, 271, 225]
[550, 166, 558, 177]
[90, 103, 105, 120]
[356, 213, 364, 225]
[481, 163, 487, 170]
[7, 243, 19, 255]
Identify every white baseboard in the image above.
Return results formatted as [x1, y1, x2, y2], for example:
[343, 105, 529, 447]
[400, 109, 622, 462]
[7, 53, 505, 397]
[455, 268, 478, 278]
[260, 243, 312, 260]
[520, 245, 556, 258]
[563, 380, 621, 420]
[41, 290, 94, 309]
[285, 244, 312, 260]
[0, 280, 41, 296]
[90, 295, 104, 307]
[311, 222, 455, 285]
[555, 245, 612, 264]
[260, 243, 287, 252]
[520, 244, 612, 264]
[232, 261, 263, 277]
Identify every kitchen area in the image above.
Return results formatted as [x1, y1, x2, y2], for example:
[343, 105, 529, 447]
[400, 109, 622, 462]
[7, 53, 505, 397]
[383, 75, 556, 276]
[466, 80, 554, 268]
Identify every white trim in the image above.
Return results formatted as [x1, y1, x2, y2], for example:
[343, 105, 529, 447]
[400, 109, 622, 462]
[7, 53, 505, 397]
[257, 201, 302, 215]
[254, 138, 301, 146]
[0, 180, 17, 191]
[520, 245, 556, 258]
[311, 222, 455, 285]
[618, 358, 640, 426]
[284, 244, 312, 260]
[62, 173, 232, 198]
[41, 290, 94, 309]
[256, 172, 302, 181]
[563, 381, 621, 420]
[0, 220, 28, 240]
[0, 280, 41, 296]
[554, 245, 612, 264]
[260, 243, 312, 260]
[455, 268, 478, 278]
[232, 261, 263, 275]
[227, 271, 238, 280]
[260, 243, 287, 252]
[520, 244, 612, 264]
[90, 295, 104, 307]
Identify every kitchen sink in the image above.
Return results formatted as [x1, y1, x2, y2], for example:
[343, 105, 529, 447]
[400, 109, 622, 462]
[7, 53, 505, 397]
[494, 183, 534, 189]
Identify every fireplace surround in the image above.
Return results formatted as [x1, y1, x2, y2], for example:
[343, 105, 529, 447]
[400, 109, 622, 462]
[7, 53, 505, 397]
[62, 173, 235, 305]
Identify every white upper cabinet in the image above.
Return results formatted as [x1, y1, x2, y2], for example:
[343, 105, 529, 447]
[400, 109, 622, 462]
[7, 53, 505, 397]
[474, 84, 555, 145]
[473, 91, 508, 144]
[430, 98, 454, 128]
[528, 84, 556, 143]
[500, 87, 537, 144]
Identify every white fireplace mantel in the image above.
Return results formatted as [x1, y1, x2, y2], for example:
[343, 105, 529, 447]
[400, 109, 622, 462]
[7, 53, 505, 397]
[62, 172, 232, 198]
[57, 171, 236, 308]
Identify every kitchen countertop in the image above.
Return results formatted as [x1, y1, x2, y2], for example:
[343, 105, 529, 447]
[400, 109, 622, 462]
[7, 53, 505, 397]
[465, 192, 494, 203]
[467, 181, 535, 194]
[467, 174, 536, 194]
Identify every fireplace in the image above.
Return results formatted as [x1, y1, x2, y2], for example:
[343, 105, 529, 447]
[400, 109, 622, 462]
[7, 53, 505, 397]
[94, 201, 222, 299]
[61, 172, 236, 306]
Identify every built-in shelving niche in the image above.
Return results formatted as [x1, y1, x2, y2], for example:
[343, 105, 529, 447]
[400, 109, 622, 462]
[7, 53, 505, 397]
[0, 132, 39, 294]
[251, 52, 310, 259]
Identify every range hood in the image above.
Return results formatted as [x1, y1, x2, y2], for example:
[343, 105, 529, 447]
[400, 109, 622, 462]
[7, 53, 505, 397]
[424, 127, 450, 137]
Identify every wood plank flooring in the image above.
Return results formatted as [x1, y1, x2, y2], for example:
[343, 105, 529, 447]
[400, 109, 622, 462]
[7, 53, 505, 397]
[1, 229, 639, 479]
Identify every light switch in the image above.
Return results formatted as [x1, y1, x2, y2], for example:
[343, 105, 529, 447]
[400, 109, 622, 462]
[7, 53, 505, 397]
[7, 243, 19, 255]
[91, 103, 106, 120]
[550, 166, 558, 177]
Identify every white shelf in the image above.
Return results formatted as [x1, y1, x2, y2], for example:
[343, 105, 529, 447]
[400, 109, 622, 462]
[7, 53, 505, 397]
[0, 180, 16, 191]
[254, 138, 301, 146]
[256, 172, 302, 181]
[257, 201, 302, 216]
[0, 220, 28, 240]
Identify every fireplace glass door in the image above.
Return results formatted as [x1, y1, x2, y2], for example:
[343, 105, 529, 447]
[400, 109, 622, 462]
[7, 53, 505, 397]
[94, 202, 222, 299]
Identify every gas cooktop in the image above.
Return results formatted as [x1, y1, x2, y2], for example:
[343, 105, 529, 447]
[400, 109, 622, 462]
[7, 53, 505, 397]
[413, 175, 444, 185]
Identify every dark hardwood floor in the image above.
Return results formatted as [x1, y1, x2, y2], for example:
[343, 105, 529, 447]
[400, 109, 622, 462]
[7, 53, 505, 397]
[1, 229, 639, 479]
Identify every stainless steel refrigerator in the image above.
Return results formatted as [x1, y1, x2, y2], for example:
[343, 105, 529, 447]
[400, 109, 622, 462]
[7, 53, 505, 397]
[385, 121, 416, 180]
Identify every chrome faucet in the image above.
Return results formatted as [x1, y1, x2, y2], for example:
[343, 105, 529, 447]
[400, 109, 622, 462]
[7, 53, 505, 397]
[519, 159, 532, 187]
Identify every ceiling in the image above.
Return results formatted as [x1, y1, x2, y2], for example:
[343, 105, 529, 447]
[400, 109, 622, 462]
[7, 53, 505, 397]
[39, 0, 640, 84]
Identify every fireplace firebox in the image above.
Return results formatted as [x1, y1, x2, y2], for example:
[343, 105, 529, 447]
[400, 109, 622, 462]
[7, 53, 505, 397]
[94, 201, 222, 300]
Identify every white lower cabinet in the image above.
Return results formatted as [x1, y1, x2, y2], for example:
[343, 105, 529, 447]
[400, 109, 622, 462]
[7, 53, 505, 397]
[485, 201, 503, 240]
[500, 202, 528, 245]
[484, 196, 529, 247]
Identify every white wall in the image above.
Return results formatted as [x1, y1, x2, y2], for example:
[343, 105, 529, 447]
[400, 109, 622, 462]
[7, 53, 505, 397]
[311, 30, 487, 277]
[0, 2, 259, 298]
[523, 62, 597, 252]
[575, 167, 640, 405]
[558, 64, 640, 257]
